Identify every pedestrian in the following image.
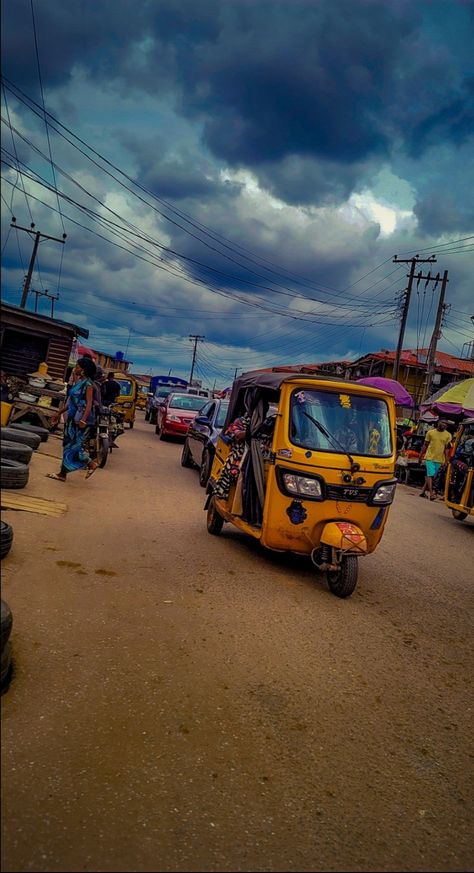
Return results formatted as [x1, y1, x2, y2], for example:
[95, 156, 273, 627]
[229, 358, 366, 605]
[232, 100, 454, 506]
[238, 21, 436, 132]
[47, 356, 99, 482]
[101, 371, 121, 406]
[419, 419, 452, 501]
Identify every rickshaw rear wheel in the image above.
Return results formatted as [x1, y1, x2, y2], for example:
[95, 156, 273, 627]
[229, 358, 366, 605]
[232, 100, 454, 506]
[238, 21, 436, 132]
[207, 498, 224, 535]
[326, 556, 358, 598]
[452, 509, 468, 521]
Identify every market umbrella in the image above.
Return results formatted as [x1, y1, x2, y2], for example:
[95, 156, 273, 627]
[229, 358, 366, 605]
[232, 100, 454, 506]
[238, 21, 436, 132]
[420, 377, 474, 417]
[77, 345, 97, 361]
[356, 376, 414, 407]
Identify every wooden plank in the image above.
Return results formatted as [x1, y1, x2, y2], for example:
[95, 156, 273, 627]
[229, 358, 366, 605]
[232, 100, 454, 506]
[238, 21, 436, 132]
[1, 492, 68, 516]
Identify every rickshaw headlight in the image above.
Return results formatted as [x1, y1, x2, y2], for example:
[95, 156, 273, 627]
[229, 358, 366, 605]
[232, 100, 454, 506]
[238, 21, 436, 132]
[282, 473, 322, 498]
[372, 483, 397, 504]
[122, 402, 133, 408]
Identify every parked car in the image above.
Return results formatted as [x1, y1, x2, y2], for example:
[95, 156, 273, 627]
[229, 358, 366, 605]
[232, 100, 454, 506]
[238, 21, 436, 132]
[181, 398, 229, 486]
[155, 392, 206, 439]
[146, 386, 175, 423]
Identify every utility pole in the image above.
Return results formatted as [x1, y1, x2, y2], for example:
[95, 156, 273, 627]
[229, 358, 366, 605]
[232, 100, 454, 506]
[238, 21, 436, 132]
[392, 254, 437, 381]
[10, 219, 67, 308]
[188, 334, 204, 384]
[420, 270, 449, 403]
[44, 291, 59, 318]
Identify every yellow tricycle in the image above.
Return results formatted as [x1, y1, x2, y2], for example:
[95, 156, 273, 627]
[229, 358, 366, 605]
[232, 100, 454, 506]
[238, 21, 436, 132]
[443, 418, 474, 522]
[205, 367, 397, 597]
[112, 373, 138, 428]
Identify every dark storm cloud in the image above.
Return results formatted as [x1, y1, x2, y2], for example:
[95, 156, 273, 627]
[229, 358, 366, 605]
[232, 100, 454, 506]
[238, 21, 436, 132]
[120, 134, 221, 201]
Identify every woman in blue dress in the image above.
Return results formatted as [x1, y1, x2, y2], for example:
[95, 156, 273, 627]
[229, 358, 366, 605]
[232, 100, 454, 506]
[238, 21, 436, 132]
[47, 357, 99, 482]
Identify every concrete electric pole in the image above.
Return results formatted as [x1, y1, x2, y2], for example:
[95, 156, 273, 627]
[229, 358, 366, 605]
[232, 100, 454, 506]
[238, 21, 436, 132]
[392, 254, 437, 381]
[188, 335, 204, 384]
[10, 219, 67, 308]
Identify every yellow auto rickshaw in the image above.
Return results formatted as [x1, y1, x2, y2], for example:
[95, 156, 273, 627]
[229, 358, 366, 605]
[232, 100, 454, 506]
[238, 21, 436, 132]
[112, 372, 138, 428]
[135, 380, 149, 410]
[205, 368, 397, 598]
[443, 417, 474, 522]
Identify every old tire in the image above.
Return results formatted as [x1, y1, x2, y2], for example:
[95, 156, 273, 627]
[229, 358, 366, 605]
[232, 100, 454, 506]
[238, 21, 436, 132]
[0, 440, 33, 465]
[150, 410, 157, 425]
[181, 440, 193, 468]
[326, 555, 358, 599]
[0, 427, 41, 450]
[9, 422, 49, 442]
[207, 498, 224, 535]
[0, 641, 12, 691]
[0, 522, 13, 560]
[1, 600, 13, 649]
[452, 509, 468, 521]
[144, 410, 150, 422]
[199, 450, 212, 487]
[0, 458, 30, 490]
[129, 421, 134, 429]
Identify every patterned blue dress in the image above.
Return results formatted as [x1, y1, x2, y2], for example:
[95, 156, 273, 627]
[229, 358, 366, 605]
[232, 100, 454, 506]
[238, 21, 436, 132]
[62, 378, 94, 473]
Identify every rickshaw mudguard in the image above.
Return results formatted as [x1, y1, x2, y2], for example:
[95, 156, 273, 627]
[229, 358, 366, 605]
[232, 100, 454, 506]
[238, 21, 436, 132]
[320, 521, 368, 555]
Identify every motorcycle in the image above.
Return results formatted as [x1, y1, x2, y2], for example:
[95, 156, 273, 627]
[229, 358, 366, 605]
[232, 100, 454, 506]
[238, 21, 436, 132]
[86, 407, 111, 468]
[108, 404, 125, 451]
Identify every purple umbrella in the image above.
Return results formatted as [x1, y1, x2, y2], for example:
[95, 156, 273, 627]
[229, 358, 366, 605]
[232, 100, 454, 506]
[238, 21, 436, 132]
[356, 377, 415, 407]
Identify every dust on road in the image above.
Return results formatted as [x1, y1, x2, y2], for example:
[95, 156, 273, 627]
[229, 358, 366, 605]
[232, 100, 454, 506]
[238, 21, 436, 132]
[1, 416, 473, 872]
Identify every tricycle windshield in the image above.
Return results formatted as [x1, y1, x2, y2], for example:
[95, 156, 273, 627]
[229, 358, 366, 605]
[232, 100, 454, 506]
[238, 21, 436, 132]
[116, 379, 133, 396]
[290, 389, 392, 457]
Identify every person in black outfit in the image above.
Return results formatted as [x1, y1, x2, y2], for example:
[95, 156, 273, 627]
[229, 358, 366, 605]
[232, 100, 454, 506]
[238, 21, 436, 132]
[101, 372, 121, 406]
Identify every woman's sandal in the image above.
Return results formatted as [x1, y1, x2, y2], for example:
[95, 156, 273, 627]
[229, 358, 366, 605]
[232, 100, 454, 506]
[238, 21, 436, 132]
[85, 464, 98, 480]
[47, 472, 66, 482]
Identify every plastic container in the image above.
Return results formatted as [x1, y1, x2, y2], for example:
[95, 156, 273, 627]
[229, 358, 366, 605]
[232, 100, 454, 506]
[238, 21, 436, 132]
[0, 402, 12, 427]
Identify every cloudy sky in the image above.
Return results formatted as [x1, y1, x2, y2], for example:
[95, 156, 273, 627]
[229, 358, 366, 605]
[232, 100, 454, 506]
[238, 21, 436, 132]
[1, 0, 473, 386]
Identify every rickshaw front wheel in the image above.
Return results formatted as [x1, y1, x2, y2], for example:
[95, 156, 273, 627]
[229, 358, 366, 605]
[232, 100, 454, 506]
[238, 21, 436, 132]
[326, 555, 358, 599]
[452, 509, 468, 521]
[207, 498, 224, 535]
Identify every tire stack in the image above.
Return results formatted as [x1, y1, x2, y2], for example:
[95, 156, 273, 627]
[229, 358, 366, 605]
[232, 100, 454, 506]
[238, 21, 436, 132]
[0, 422, 48, 490]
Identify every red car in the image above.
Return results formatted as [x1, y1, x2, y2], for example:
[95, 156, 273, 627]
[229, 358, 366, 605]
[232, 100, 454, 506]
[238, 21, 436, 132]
[155, 392, 206, 439]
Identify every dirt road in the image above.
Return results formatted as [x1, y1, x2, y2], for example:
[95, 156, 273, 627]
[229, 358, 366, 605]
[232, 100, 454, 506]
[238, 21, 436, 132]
[1, 415, 473, 872]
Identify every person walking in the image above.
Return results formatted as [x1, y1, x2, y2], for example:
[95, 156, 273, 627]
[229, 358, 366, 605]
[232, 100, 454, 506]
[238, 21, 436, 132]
[47, 357, 99, 482]
[419, 419, 452, 501]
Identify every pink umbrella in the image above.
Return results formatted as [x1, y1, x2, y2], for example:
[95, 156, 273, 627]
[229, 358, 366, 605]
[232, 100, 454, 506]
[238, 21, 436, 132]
[77, 345, 98, 361]
[356, 377, 414, 407]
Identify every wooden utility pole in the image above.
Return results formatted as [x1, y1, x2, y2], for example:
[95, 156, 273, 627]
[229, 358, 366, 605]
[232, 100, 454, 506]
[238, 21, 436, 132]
[10, 219, 67, 308]
[188, 334, 204, 384]
[420, 270, 449, 403]
[392, 254, 437, 381]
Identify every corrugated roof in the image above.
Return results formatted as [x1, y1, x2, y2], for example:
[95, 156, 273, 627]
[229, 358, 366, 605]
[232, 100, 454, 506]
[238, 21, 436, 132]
[1, 301, 89, 338]
[353, 348, 474, 375]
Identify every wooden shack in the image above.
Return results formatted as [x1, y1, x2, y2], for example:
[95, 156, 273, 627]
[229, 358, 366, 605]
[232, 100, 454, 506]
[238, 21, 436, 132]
[0, 303, 89, 380]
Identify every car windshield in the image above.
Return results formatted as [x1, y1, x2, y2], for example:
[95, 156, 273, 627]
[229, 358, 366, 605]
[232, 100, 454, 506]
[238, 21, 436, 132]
[216, 403, 229, 428]
[290, 389, 392, 457]
[169, 395, 206, 411]
[116, 380, 133, 396]
[155, 388, 172, 399]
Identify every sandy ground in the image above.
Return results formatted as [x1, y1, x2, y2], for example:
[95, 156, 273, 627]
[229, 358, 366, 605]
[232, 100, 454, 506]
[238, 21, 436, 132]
[1, 414, 473, 873]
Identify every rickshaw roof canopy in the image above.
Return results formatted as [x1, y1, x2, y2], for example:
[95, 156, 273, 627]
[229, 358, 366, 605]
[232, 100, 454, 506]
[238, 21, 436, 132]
[225, 366, 391, 426]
